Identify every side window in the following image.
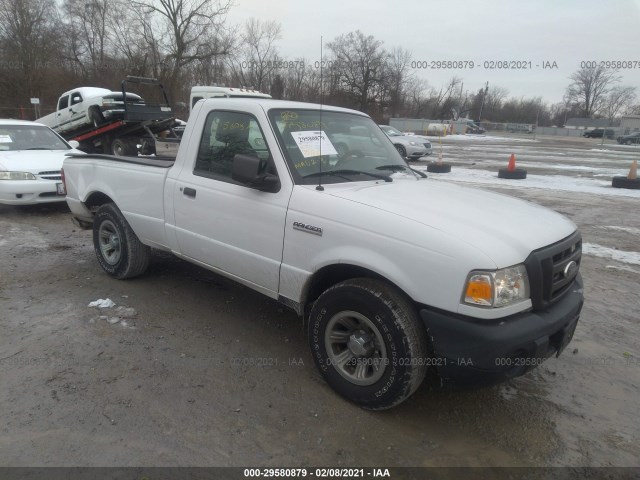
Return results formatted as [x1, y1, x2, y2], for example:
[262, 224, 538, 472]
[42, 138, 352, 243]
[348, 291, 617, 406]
[58, 95, 69, 110]
[191, 96, 203, 108]
[70, 92, 83, 105]
[194, 111, 273, 183]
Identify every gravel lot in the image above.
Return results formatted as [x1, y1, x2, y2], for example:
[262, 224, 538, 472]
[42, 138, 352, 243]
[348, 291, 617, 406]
[1, 134, 639, 468]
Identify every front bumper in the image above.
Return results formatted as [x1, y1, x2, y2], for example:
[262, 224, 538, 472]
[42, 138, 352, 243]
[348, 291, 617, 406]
[0, 180, 66, 205]
[405, 144, 429, 158]
[420, 274, 583, 386]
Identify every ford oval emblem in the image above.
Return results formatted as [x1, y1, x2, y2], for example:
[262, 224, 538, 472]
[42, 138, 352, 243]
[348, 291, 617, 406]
[564, 260, 578, 279]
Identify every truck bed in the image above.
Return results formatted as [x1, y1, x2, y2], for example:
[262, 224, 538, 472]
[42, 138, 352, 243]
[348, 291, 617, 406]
[63, 152, 175, 249]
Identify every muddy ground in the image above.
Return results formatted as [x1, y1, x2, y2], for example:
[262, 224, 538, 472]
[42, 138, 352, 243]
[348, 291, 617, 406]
[0, 135, 638, 468]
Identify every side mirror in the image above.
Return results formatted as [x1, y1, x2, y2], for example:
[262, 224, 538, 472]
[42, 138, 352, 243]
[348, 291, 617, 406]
[68, 140, 80, 149]
[232, 154, 280, 192]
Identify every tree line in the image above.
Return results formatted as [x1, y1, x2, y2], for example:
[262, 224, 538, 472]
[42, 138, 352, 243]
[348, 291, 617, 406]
[1, 0, 638, 125]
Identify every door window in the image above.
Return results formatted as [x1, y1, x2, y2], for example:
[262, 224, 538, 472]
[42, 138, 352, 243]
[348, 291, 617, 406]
[58, 95, 69, 110]
[194, 111, 273, 183]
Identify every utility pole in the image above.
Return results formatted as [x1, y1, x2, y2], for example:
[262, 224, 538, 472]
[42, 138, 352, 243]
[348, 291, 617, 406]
[478, 81, 489, 123]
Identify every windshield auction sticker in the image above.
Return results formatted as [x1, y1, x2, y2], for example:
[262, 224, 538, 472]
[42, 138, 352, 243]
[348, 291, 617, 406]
[290, 131, 337, 158]
[0, 135, 13, 143]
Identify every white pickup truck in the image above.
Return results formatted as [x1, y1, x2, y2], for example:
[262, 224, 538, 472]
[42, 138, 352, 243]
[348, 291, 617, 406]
[37, 87, 144, 135]
[62, 98, 584, 409]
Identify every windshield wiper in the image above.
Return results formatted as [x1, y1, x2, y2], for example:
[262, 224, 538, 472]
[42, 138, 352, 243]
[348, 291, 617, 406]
[376, 164, 427, 178]
[25, 147, 51, 150]
[303, 169, 392, 182]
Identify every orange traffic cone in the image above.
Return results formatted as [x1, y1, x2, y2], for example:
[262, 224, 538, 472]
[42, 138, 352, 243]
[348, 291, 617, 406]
[499, 153, 527, 179]
[628, 160, 637, 180]
[612, 160, 639, 189]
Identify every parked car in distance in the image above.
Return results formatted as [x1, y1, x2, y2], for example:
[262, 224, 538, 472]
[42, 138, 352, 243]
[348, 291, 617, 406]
[0, 120, 81, 205]
[583, 128, 615, 139]
[37, 87, 145, 135]
[616, 131, 640, 145]
[379, 125, 432, 159]
[465, 121, 486, 134]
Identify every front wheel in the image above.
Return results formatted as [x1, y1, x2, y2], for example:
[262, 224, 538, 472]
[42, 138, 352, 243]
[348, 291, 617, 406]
[93, 203, 150, 279]
[395, 144, 407, 158]
[88, 107, 104, 128]
[308, 278, 428, 410]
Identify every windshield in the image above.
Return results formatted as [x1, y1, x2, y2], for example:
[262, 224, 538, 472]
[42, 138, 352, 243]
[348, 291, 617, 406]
[0, 125, 70, 151]
[380, 125, 403, 136]
[268, 109, 411, 185]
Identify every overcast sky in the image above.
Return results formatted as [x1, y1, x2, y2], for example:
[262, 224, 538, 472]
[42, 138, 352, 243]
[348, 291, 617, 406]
[227, 0, 640, 104]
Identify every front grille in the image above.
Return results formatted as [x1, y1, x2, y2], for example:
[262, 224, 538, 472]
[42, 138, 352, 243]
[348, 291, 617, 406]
[524, 231, 582, 310]
[38, 170, 62, 181]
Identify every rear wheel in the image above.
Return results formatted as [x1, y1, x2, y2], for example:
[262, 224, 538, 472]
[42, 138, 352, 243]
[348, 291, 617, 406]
[111, 138, 138, 157]
[93, 203, 150, 279]
[308, 278, 428, 410]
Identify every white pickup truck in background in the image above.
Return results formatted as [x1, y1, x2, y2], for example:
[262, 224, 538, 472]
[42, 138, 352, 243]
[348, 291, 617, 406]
[36, 87, 144, 134]
[61, 98, 584, 409]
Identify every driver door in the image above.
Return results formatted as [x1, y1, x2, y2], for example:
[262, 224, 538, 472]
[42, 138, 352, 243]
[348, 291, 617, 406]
[172, 110, 291, 296]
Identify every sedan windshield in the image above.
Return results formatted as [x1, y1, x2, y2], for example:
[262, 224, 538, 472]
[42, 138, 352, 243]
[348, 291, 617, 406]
[0, 125, 70, 151]
[268, 109, 411, 185]
[380, 125, 404, 136]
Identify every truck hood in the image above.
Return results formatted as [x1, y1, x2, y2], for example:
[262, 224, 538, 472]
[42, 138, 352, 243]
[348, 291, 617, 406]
[325, 179, 577, 267]
[0, 149, 77, 174]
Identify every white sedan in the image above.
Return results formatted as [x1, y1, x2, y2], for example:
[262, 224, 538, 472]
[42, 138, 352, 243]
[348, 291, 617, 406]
[0, 119, 81, 205]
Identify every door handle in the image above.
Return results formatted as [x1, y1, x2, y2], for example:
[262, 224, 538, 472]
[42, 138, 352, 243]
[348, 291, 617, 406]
[182, 187, 196, 198]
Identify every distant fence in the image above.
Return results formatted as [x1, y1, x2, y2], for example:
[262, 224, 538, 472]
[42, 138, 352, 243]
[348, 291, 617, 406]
[390, 117, 622, 137]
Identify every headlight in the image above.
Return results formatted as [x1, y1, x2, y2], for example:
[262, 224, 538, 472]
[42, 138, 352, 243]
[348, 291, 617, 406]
[463, 264, 529, 308]
[0, 171, 37, 180]
[409, 141, 417, 146]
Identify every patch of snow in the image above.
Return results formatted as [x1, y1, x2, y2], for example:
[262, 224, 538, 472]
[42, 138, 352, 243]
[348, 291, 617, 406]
[422, 134, 537, 142]
[605, 265, 640, 275]
[416, 166, 640, 198]
[599, 226, 640, 236]
[88, 298, 116, 308]
[583, 244, 640, 265]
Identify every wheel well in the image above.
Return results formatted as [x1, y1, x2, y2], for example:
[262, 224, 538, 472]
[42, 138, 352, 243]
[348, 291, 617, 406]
[303, 264, 407, 310]
[84, 192, 114, 212]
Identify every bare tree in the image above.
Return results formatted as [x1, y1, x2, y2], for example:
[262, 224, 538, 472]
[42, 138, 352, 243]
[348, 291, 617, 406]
[130, 0, 232, 100]
[0, 0, 61, 111]
[62, 0, 111, 81]
[385, 46, 412, 117]
[427, 77, 463, 119]
[603, 85, 637, 123]
[227, 18, 282, 91]
[565, 66, 621, 118]
[328, 30, 388, 112]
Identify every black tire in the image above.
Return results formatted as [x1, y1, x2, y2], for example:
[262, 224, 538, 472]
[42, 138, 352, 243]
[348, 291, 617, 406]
[93, 203, 150, 279]
[612, 176, 640, 189]
[89, 107, 104, 128]
[308, 278, 428, 410]
[395, 144, 407, 158]
[498, 168, 527, 179]
[111, 138, 138, 157]
[427, 163, 452, 173]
